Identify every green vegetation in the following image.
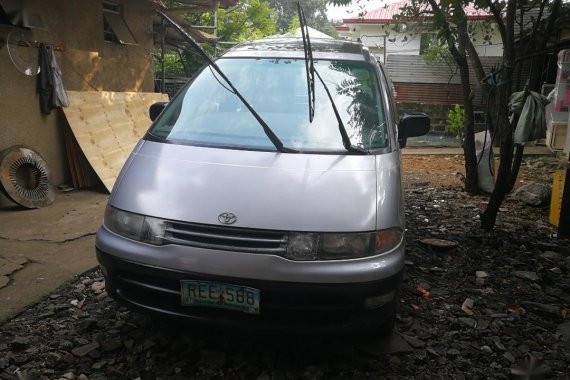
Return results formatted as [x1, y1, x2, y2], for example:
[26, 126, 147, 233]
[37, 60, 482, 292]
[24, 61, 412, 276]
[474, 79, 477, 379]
[446, 104, 464, 139]
[155, 0, 338, 78]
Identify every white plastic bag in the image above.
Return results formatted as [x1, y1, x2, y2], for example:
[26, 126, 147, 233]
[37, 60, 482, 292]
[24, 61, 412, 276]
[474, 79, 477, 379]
[475, 131, 495, 193]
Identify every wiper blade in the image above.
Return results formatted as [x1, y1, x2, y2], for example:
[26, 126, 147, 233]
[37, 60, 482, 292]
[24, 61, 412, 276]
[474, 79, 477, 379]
[155, 10, 296, 154]
[296, 4, 366, 155]
[314, 70, 368, 155]
[297, 3, 315, 122]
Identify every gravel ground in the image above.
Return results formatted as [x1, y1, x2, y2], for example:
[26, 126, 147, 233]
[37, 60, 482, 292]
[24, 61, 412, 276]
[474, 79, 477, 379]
[1, 155, 569, 380]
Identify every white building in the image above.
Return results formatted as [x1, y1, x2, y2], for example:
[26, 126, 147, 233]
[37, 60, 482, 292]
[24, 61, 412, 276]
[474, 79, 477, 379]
[336, 0, 503, 63]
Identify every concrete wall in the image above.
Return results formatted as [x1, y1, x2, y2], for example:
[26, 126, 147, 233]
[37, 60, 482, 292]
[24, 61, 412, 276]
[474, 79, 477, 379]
[0, 0, 155, 188]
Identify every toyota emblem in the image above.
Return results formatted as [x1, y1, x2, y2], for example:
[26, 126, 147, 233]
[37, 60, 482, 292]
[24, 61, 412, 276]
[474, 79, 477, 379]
[218, 212, 237, 225]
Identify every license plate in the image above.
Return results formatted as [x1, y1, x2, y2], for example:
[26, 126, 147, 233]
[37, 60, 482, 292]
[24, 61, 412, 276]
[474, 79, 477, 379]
[180, 280, 260, 314]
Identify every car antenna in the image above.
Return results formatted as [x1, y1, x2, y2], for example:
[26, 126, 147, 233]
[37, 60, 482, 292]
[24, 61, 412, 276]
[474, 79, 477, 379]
[297, 3, 315, 123]
[296, 4, 367, 154]
[155, 10, 297, 154]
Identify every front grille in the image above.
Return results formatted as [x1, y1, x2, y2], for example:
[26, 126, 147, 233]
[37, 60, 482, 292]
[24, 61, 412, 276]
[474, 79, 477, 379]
[163, 221, 288, 254]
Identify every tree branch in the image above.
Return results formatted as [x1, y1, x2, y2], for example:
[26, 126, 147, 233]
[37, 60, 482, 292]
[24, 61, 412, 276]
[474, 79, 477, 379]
[484, 0, 507, 45]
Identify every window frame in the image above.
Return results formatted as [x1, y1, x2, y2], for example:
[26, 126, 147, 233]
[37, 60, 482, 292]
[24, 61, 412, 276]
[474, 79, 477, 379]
[102, 1, 137, 45]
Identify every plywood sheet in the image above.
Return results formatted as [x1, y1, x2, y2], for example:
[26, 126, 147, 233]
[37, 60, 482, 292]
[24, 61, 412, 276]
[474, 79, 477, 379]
[63, 91, 169, 192]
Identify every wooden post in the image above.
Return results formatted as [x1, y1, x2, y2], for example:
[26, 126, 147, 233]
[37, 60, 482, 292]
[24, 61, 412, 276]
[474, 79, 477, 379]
[559, 153, 570, 238]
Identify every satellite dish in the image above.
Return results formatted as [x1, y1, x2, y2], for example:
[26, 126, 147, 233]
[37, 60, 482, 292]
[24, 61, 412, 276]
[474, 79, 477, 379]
[5, 28, 40, 76]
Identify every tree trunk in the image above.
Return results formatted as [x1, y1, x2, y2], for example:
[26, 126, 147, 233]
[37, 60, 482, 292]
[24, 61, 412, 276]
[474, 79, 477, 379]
[457, 57, 479, 194]
[455, 5, 478, 194]
[480, 0, 517, 231]
[481, 90, 514, 230]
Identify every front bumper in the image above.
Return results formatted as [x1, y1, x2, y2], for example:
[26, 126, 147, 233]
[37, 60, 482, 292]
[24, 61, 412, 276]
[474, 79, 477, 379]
[96, 248, 403, 333]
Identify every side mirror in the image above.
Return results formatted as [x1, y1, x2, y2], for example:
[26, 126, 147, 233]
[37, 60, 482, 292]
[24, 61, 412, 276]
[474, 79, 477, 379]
[149, 102, 169, 122]
[398, 113, 430, 148]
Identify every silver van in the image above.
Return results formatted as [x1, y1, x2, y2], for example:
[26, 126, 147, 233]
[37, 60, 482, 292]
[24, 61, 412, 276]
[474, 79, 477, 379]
[96, 36, 429, 335]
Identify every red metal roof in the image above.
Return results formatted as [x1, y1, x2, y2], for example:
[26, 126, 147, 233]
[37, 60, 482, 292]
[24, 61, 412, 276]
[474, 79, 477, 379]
[342, 0, 490, 24]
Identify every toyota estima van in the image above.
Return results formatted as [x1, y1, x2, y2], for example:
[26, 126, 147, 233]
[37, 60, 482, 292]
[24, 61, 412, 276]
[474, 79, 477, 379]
[96, 28, 429, 335]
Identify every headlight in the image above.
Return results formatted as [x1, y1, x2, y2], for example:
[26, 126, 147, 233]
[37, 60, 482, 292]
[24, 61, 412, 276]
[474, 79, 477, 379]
[285, 228, 402, 261]
[104, 206, 166, 245]
[319, 232, 375, 260]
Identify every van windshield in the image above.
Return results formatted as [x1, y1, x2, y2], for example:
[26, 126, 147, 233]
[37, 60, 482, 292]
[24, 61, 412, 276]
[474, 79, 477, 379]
[149, 58, 388, 153]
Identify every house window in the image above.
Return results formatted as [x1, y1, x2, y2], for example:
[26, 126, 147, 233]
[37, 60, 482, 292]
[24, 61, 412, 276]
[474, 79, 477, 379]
[420, 33, 437, 55]
[103, 1, 137, 44]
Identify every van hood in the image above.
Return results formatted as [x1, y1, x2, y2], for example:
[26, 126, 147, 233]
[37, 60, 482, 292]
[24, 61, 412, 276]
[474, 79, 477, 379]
[110, 141, 398, 232]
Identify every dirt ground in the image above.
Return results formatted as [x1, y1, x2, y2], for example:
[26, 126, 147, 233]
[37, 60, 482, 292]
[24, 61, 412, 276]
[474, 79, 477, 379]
[402, 154, 564, 192]
[1, 151, 568, 380]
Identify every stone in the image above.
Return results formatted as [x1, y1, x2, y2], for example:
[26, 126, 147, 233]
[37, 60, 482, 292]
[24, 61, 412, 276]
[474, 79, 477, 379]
[71, 342, 100, 357]
[11, 337, 30, 350]
[420, 238, 458, 250]
[557, 322, 570, 341]
[522, 301, 562, 317]
[459, 318, 477, 328]
[401, 334, 426, 348]
[512, 183, 551, 206]
[481, 346, 493, 354]
[12, 354, 29, 365]
[91, 281, 105, 293]
[475, 271, 488, 278]
[503, 352, 516, 364]
[446, 348, 460, 357]
[58, 340, 74, 351]
[61, 372, 75, 379]
[100, 338, 122, 353]
[540, 251, 562, 262]
[513, 271, 539, 282]
[80, 319, 98, 331]
[0, 276, 9, 288]
[44, 352, 62, 368]
[91, 360, 107, 370]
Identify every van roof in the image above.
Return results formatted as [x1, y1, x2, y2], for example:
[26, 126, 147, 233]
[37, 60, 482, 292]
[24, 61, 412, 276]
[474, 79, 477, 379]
[222, 37, 372, 62]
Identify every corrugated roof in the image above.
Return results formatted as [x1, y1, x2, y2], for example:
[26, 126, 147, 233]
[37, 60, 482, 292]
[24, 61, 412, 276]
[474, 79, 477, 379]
[343, 0, 490, 24]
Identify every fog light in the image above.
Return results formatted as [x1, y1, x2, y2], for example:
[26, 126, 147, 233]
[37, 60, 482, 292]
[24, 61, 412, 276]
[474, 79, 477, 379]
[364, 291, 395, 309]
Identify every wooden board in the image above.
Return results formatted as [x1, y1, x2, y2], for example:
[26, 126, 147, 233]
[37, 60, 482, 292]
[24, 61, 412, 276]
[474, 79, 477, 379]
[63, 91, 169, 192]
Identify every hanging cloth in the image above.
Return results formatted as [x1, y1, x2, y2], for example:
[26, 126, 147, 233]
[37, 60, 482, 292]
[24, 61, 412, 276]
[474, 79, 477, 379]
[509, 90, 550, 145]
[38, 43, 54, 114]
[38, 44, 69, 114]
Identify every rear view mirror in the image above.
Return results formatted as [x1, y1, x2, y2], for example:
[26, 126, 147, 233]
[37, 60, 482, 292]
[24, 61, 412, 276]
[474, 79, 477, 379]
[398, 113, 430, 148]
[149, 102, 169, 122]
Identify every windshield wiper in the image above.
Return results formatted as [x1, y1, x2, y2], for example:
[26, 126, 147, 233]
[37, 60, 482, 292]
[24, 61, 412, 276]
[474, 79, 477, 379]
[297, 3, 315, 122]
[314, 70, 368, 154]
[296, 4, 367, 155]
[155, 10, 296, 153]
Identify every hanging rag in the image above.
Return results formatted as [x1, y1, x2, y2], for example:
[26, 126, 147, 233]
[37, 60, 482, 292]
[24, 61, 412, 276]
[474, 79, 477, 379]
[38, 43, 54, 114]
[509, 90, 550, 145]
[38, 44, 69, 114]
